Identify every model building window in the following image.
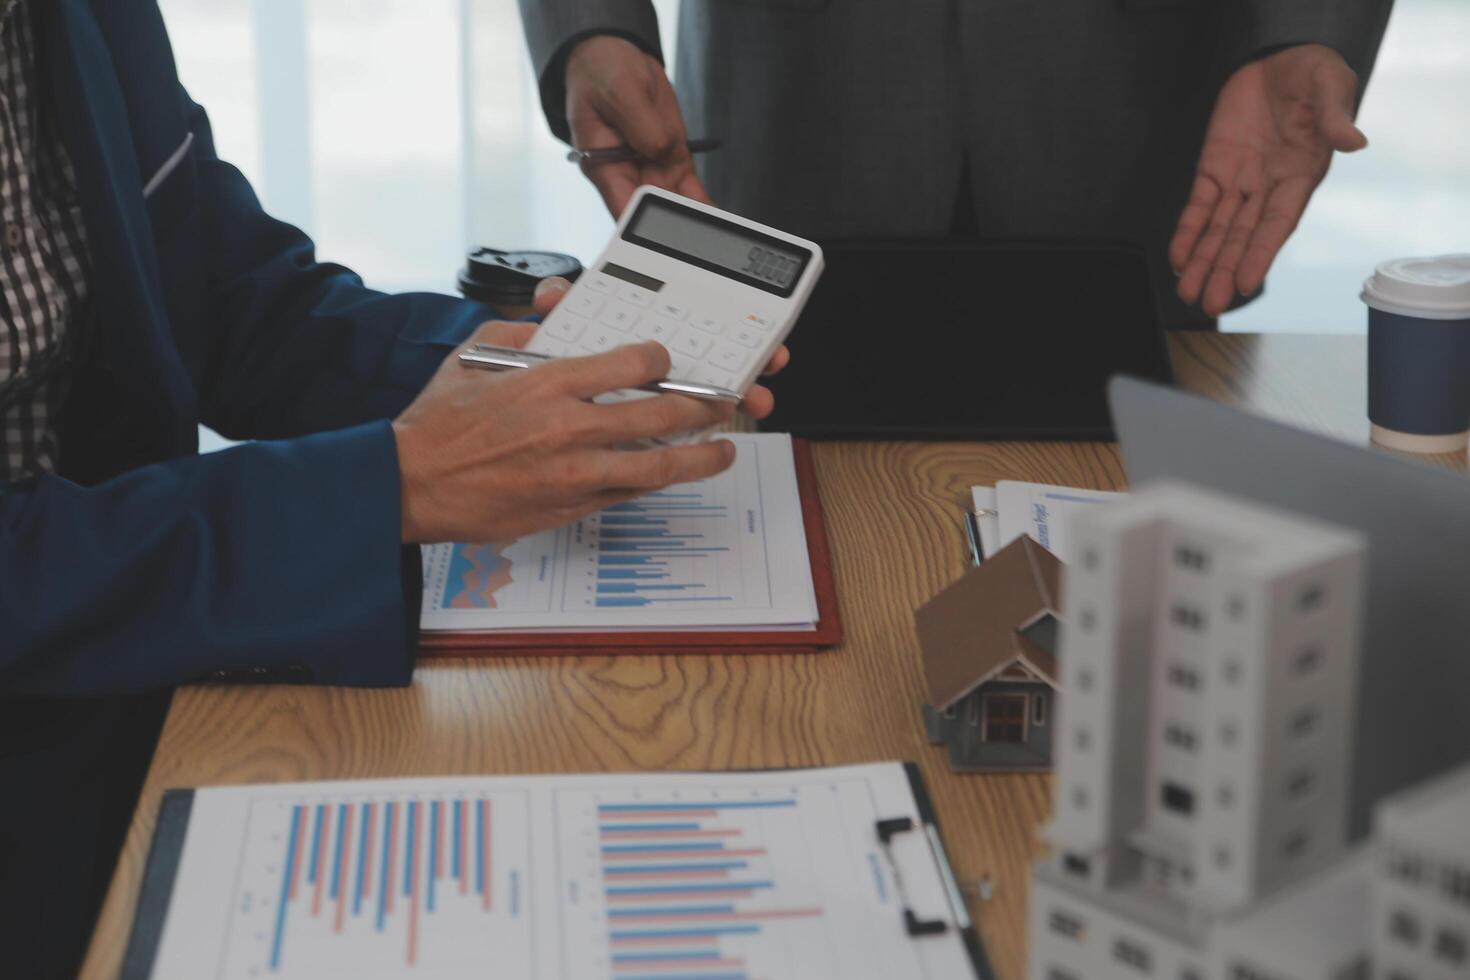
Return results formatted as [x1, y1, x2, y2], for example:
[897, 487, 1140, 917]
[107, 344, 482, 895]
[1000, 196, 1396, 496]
[1390, 909, 1422, 945]
[1033, 695, 1048, 726]
[1170, 603, 1205, 631]
[1112, 938, 1153, 972]
[1390, 852, 1424, 883]
[1292, 645, 1322, 676]
[1436, 928, 1467, 964]
[1063, 853, 1091, 878]
[1180, 969, 1204, 980]
[1442, 867, 1470, 906]
[1076, 667, 1095, 692]
[1166, 663, 1200, 691]
[1283, 829, 1309, 858]
[1049, 910, 1085, 940]
[1285, 768, 1314, 799]
[1227, 595, 1246, 620]
[1296, 583, 1326, 611]
[1047, 968, 1081, 980]
[1174, 544, 1209, 571]
[1164, 723, 1198, 751]
[982, 693, 1026, 742]
[1289, 706, 1319, 738]
[1074, 727, 1092, 751]
[1161, 782, 1196, 815]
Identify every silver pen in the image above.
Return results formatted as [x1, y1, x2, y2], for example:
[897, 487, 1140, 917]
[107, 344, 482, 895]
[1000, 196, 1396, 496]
[566, 138, 722, 165]
[457, 344, 743, 404]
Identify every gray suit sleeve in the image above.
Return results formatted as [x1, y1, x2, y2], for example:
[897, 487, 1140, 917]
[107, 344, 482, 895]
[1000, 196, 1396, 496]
[519, 0, 665, 143]
[1232, 0, 1394, 87]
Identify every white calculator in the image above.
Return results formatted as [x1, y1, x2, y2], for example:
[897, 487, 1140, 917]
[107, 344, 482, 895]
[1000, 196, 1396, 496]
[526, 186, 825, 444]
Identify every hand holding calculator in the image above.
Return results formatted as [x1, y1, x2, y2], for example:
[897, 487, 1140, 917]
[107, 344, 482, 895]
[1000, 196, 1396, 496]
[523, 186, 825, 445]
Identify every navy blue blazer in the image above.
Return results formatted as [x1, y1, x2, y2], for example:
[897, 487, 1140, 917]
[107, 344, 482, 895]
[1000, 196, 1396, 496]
[0, 0, 495, 695]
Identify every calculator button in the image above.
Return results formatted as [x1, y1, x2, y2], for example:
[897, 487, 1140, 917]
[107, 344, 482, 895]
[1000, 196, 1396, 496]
[543, 313, 587, 344]
[670, 328, 713, 359]
[633, 316, 680, 343]
[567, 292, 605, 318]
[529, 336, 569, 358]
[728, 323, 763, 349]
[710, 341, 749, 375]
[742, 312, 774, 331]
[690, 315, 725, 335]
[694, 366, 736, 391]
[619, 285, 654, 308]
[669, 353, 699, 380]
[654, 300, 688, 321]
[579, 327, 620, 353]
[599, 302, 641, 333]
[584, 273, 617, 295]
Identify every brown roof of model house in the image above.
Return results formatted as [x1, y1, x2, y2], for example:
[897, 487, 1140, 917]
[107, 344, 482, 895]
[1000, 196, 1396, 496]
[916, 535, 1064, 711]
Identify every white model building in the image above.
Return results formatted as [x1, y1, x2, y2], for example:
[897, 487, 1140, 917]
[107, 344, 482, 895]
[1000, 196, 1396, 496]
[1028, 481, 1370, 980]
[1371, 762, 1470, 980]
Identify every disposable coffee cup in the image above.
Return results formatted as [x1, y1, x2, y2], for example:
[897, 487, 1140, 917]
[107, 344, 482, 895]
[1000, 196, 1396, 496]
[1360, 254, 1470, 454]
[457, 248, 583, 309]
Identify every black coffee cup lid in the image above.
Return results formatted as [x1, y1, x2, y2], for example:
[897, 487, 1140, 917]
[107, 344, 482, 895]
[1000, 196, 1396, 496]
[458, 248, 583, 305]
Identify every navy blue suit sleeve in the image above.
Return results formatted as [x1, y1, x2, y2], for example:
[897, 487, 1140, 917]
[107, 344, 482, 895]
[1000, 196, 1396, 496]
[182, 92, 494, 440]
[1, 421, 418, 696]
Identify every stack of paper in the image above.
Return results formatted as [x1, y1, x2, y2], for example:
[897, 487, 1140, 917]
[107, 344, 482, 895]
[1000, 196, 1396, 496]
[971, 481, 1125, 563]
[419, 434, 819, 633]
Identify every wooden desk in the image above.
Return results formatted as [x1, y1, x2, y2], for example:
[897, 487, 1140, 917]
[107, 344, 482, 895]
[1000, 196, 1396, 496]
[80, 333, 1466, 980]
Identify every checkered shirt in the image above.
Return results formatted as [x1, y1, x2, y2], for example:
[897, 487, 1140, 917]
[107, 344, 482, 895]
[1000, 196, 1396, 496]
[0, 0, 92, 480]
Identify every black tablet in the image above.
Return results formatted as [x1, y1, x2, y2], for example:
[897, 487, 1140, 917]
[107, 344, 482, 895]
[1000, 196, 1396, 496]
[761, 240, 1174, 440]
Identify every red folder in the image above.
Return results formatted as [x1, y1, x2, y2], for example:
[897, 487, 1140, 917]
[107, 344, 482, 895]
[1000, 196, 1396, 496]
[419, 439, 843, 657]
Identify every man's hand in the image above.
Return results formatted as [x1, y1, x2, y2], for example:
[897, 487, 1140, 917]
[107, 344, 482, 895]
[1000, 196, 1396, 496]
[565, 35, 710, 216]
[392, 278, 789, 545]
[393, 332, 736, 544]
[1171, 44, 1367, 318]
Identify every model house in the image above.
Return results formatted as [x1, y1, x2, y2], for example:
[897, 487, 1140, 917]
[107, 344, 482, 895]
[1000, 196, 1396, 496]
[1028, 481, 1370, 980]
[917, 535, 1063, 772]
[1371, 761, 1470, 980]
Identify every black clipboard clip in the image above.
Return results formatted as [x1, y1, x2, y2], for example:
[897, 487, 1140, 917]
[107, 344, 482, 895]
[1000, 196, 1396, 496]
[875, 816, 974, 938]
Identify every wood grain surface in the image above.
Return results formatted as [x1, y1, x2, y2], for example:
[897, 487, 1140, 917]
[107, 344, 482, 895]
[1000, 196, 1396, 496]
[78, 333, 1468, 980]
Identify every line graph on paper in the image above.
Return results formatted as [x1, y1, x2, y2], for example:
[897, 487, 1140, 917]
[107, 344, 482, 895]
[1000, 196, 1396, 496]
[217, 791, 531, 978]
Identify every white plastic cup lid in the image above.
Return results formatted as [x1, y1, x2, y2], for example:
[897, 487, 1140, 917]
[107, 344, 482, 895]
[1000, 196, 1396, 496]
[1361, 254, 1470, 320]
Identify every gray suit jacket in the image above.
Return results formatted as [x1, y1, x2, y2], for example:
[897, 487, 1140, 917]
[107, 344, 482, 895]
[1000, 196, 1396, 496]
[522, 0, 1391, 327]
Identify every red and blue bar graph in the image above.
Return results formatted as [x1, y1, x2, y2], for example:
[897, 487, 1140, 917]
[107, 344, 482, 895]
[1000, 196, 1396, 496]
[268, 797, 497, 972]
[598, 798, 820, 980]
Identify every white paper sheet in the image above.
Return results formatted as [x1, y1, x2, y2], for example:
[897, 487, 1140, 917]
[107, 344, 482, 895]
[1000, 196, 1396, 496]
[419, 434, 818, 631]
[995, 481, 1125, 561]
[145, 764, 981, 980]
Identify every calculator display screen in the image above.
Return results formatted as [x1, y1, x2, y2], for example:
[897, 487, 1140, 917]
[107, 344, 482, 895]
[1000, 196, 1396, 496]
[624, 196, 812, 297]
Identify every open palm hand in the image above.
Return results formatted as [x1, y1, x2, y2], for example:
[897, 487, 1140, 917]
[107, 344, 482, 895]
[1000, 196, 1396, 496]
[1171, 44, 1367, 317]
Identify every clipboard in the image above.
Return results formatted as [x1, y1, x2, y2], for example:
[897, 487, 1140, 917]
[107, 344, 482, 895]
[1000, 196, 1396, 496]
[119, 762, 993, 979]
[886, 761, 998, 979]
[417, 438, 843, 657]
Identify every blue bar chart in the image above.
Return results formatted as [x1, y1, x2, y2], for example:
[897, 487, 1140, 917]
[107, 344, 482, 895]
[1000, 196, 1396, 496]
[585, 491, 737, 609]
[597, 799, 821, 979]
[553, 780, 921, 980]
[222, 791, 530, 978]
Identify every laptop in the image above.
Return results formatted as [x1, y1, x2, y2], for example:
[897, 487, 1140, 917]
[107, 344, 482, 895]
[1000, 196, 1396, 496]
[762, 240, 1173, 440]
[1110, 375, 1470, 838]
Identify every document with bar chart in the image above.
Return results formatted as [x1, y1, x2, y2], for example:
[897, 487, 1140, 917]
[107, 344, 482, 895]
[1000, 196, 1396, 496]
[418, 434, 818, 632]
[126, 764, 989, 980]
